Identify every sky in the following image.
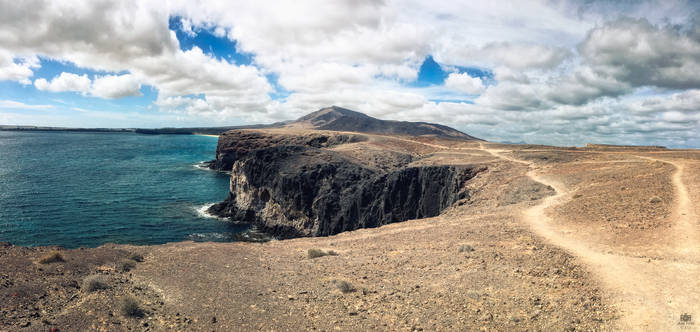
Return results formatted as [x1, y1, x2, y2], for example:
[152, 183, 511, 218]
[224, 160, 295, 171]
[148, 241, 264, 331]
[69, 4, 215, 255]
[0, 0, 699, 147]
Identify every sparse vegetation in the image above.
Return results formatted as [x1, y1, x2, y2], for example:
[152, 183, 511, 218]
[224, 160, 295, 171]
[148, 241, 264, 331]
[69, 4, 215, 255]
[37, 250, 65, 264]
[128, 252, 145, 262]
[649, 196, 663, 204]
[117, 259, 136, 272]
[307, 248, 338, 259]
[333, 280, 355, 293]
[120, 296, 144, 318]
[459, 244, 474, 253]
[82, 275, 109, 292]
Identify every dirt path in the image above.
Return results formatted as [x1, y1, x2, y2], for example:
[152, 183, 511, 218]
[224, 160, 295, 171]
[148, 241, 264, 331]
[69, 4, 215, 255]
[481, 143, 700, 331]
[639, 156, 700, 261]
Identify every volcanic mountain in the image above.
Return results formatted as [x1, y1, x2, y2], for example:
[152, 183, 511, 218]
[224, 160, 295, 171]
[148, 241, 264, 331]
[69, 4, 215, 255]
[282, 106, 480, 140]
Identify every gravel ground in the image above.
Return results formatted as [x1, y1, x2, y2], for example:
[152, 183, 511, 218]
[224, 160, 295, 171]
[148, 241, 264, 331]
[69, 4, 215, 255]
[2, 138, 699, 331]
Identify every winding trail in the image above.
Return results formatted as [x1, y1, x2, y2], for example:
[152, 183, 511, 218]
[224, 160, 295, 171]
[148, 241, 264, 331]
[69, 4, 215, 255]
[639, 156, 700, 261]
[480, 143, 700, 331]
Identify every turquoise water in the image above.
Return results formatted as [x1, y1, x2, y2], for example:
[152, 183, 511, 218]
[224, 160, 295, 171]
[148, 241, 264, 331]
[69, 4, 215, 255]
[0, 131, 247, 248]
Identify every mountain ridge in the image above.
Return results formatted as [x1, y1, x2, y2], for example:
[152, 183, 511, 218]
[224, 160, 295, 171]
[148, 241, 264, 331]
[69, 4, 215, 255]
[285, 106, 480, 140]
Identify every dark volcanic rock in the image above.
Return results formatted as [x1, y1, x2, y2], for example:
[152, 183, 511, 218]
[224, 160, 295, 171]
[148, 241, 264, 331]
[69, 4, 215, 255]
[208, 139, 483, 238]
[208, 130, 366, 171]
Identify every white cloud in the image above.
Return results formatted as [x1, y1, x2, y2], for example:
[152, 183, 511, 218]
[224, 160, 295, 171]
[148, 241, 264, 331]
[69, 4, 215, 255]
[444, 73, 485, 95]
[0, 0, 699, 147]
[439, 42, 571, 71]
[0, 0, 271, 113]
[0, 99, 53, 110]
[34, 72, 91, 94]
[626, 89, 700, 114]
[579, 18, 700, 89]
[179, 18, 196, 38]
[0, 51, 39, 84]
[34, 72, 142, 99]
[91, 74, 142, 99]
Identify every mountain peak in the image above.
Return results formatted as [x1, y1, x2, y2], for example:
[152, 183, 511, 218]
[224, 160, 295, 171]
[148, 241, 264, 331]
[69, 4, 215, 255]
[296, 106, 370, 126]
[288, 106, 480, 140]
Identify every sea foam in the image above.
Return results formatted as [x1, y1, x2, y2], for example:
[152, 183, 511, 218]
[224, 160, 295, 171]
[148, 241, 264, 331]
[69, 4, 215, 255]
[194, 203, 227, 221]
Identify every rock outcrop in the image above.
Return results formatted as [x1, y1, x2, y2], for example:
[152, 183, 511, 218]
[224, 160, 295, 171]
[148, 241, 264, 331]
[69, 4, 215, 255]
[208, 130, 366, 171]
[208, 130, 482, 238]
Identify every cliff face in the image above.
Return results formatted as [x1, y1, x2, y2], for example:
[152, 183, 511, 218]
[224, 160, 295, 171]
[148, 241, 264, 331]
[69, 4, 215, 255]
[208, 130, 366, 171]
[208, 130, 483, 238]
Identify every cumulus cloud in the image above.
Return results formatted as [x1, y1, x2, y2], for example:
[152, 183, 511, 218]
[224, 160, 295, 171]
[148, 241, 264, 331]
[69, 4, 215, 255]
[444, 73, 486, 95]
[0, 0, 699, 147]
[34, 72, 141, 99]
[626, 89, 700, 114]
[0, 51, 39, 84]
[0, 0, 271, 113]
[440, 42, 571, 71]
[91, 74, 142, 99]
[579, 18, 700, 89]
[34, 72, 91, 94]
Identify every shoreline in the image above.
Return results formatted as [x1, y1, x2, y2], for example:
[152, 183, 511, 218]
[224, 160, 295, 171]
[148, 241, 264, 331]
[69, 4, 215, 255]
[193, 133, 220, 138]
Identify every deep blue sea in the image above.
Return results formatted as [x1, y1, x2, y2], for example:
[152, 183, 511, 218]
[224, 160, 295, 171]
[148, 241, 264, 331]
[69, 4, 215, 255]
[0, 131, 248, 248]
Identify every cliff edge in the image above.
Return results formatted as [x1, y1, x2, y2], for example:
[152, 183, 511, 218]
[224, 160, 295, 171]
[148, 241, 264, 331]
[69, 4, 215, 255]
[208, 129, 483, 238]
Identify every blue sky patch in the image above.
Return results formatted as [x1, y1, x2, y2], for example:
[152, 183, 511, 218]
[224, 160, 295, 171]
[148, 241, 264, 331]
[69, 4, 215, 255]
[33, 57, 128, 80]
[413, 55, 493, 87]
[414, 56, 448, 86]
[265, 73, 291, 100]
[169, 16, 253, 65]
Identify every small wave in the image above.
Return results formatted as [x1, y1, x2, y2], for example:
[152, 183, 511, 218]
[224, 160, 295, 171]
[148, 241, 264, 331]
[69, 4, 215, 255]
[192, 161, 213, 171]
[193, 161, 231, 174]
[193, 203, 227, 220]
[186, 232, 228, 242]
[232, 227, 273, 243]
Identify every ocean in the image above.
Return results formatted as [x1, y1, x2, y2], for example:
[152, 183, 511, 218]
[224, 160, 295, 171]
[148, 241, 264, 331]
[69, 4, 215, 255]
[0, 131, 249, 248]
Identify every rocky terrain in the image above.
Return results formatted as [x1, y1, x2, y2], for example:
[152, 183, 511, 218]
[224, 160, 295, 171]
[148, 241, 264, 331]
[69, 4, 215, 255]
[2, 109, 700, 331]
[205, 107, 484, 238]
[207, 129, 481, 238]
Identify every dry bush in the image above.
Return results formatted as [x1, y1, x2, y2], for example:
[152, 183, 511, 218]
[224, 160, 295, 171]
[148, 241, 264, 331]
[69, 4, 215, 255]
[649, 196, 663, 204]
[128, 253, 145, 262]
[307, 249, 339, 259]
[38, 251, 65, 264]
[82, 275, 109, 292]
[333, 280, 355, 293]
[117, 259, 136, 272]
[458, 245, 474, 253]
[120, 296, 144, 317]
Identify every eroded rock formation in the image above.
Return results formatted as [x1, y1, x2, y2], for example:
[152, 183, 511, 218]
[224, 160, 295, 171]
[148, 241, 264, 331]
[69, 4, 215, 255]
[208, 129, 482, 238]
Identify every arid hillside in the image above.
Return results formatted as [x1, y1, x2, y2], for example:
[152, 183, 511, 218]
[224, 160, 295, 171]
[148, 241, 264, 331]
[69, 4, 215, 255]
[1, 130, 699, 331]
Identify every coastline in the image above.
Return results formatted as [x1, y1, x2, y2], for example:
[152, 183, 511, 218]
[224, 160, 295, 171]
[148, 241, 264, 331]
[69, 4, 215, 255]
[6, 136, 697, 330]
[193, 133, 220, 138]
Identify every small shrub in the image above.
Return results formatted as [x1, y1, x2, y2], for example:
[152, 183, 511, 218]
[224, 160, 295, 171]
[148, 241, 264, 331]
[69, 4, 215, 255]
[117, 259, 136, 272]
[82, 275, 109, 292]
[458, 245, 474, 253]
[307, 249, 339, 259]
[120, 296, 144, 317]
[333, 280, 355, 293]
[128, 253, 144, 262]
[38, 251, 65, 264]
[650, 196, 663, 204]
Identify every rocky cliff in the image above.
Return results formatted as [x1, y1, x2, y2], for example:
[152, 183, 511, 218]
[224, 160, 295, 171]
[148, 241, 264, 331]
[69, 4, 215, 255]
[208, 129, 483, 238]
[208, 130, 366, 171]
